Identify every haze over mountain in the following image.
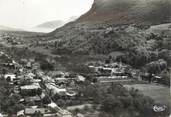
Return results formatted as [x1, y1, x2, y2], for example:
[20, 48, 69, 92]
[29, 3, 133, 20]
[33, 16, 79, 33]
[36, 20, 64, 29]
[0, 25, 24, 31]
[36, 16, 79, 29]
[0, 0, 94, 31]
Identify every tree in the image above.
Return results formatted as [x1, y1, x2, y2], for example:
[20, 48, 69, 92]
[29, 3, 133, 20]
[37, 88, 42, 96]
[40, 60, 54, 71]
[57, 99, 66, 107]
[101, 94, 122, 114]
[6, 76, 11, 82]
[42, 96, 51, 104]
[33, 111, 43, 117]
[145, 59, 167, 74]
[99, 84, 154, 117]
[1, 94, 24, 114]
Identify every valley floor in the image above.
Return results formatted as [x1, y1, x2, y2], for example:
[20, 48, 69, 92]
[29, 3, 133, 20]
[0, 30, 170, 117]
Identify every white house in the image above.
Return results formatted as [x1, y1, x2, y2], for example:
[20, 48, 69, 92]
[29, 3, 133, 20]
[4, 74, 16, 82]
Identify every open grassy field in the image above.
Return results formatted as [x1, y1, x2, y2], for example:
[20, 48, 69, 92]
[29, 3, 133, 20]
[124, 84, 170, 105]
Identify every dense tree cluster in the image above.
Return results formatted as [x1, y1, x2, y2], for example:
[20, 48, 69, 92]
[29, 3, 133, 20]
[144, 59, 167, 74]
[0, 79, 25, 114]
[40, 59, 54, 71]
[77, 82, 159, 117]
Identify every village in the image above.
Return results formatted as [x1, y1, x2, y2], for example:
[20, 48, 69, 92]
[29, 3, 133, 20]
[0, 0, 171, 116]
[0, 49, 78, 117]
[0, 49, 168, 117]
[0, 31, 170, 117]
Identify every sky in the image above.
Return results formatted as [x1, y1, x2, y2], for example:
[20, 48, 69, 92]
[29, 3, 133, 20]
[0, 0, 94, 31]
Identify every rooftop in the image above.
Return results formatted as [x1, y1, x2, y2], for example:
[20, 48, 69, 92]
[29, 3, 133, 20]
[20, 83, 40, 90]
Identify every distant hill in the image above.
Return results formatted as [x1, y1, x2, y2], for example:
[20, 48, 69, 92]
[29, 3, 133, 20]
[36, 20, 65, 29]
[67, 16, 79, 22]
[36, 16, 79, 29]
[0, 25, 24, 31]
[31, 20, 65, 32]
[34, 16, 79, 32]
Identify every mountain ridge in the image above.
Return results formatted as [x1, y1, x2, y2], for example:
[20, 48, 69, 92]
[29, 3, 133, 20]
[77, 0, 171, 25]
[46, 0, 171, 55]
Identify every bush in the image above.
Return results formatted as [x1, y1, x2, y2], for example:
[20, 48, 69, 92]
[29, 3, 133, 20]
[40, 60, 54, 71]
[57, 99, 66, 107]
[42, 96, 51, 104]
[159, 70, 170, 86]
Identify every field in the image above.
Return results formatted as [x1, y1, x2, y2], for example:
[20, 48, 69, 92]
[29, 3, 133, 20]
[124, 84, 171, 105]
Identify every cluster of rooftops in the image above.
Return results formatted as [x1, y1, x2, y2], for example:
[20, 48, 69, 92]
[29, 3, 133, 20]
[0, 51, 88, 117]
